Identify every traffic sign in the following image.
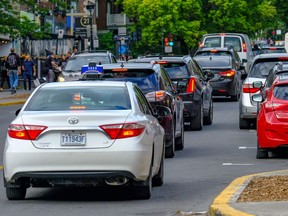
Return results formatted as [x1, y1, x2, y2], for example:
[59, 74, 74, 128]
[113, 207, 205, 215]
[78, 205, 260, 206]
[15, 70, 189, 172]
[118, 45, 126, 54]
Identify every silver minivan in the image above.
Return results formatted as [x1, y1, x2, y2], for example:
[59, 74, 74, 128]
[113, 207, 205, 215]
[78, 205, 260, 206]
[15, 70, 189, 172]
[199, 33, 254, 72]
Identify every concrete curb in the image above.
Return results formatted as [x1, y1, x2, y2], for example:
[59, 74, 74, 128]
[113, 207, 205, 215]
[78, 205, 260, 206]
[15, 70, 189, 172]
[0, 100, 26, 106]
[208, 170, 288, 216]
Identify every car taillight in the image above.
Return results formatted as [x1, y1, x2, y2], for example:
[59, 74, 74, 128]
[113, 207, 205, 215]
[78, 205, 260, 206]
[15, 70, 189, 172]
[242, 43, 247, 52]
[270, 103, 288, 121]
[8, 124, 47, 140]
[242, 84, 260, 93]
[145, 91, 166, 102]
[186, 78, 196, 93]
[219, 70, 235, 77]
[100, 123, 145, 139]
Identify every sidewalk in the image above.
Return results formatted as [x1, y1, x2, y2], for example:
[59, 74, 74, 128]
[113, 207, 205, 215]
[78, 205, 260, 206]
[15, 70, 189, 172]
[1, 87, 288, 216]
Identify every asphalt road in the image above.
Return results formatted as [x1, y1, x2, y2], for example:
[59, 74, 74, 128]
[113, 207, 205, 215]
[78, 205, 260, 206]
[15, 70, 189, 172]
[1, 99, 288, 216]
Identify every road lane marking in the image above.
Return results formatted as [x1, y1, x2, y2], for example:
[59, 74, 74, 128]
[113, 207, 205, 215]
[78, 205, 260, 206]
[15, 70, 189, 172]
[239, 146, 257, 149]
[222, 163, 254, 166]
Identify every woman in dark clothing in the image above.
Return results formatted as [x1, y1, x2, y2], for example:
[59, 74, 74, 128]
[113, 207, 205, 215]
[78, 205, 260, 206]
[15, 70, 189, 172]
[0, 56, 10, 92]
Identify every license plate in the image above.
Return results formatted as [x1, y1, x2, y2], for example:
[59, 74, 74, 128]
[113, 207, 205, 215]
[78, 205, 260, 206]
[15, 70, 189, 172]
[61, 133, 86, 146]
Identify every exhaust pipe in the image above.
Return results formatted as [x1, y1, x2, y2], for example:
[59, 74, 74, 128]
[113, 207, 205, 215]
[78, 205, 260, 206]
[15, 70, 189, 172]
[105, 177, 129, 186]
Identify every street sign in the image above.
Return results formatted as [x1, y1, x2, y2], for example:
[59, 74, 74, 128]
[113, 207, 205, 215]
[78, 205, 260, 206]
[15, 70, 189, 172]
[74, 17, 91, 38]
[165, 46, 172, 53]
[118, 45, 126, 54]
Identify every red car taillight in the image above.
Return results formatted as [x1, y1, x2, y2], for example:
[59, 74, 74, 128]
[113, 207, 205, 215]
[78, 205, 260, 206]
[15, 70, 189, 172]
[219, 70, 235, 77]
[242, 84, 260, 93]
[145, 91, 166, 102]
[186, 78, 196, 93]
[100, 123, 145, 139]
[8, 124, 47, 140]
[242, 43, 247, 52]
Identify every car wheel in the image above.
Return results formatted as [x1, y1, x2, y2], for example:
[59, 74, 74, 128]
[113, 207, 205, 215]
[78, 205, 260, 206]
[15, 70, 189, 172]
[6, 187, 26, 200]
[165, 123, 175, 158]
[239, 115, 250, 129]
[256, 142, 269, 159]
[189, 100, 203, 131]
[134, 168, 152, 199]
[175, 120, 184, 150]
[204, 100, 213, 125]
[152, 148, 164, 187]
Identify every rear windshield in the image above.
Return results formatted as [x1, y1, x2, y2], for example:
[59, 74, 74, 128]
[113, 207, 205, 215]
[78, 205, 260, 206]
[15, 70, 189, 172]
[100, 69, 159, 93]
[158, 62, 190, 79]
[195, 58, 231, 68]
[274, 84, 288, 100]
[195, 51, 232, 57]
[64, 55, 111, 71]
[203, 36, 242, 52]
[248, 59, 288, 78]
[260, 47, 286, 54]
[25, 86, 131, 111]
[203, 37, 221, 48]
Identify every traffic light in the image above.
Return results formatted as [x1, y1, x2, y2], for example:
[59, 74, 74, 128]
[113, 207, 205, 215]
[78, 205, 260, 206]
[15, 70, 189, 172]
[164, 37, 169, 46]
[169, 33, 174, 46]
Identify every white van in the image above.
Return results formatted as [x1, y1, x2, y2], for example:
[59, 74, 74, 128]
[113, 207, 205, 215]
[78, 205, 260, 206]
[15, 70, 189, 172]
[199, 33, 254, 72]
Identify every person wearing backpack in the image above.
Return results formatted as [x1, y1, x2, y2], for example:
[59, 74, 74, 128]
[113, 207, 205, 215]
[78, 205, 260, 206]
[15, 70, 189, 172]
[7, 48, 21, 94]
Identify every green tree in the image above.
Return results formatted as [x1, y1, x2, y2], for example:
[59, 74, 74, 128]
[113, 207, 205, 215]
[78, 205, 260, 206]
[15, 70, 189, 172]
[117, 0, 204, 53]
[98, 31, 115, 52]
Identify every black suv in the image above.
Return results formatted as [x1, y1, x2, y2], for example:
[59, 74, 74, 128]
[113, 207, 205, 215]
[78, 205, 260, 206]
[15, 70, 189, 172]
[135, 55, 213, 131]
[82, 62, 185, 158]
[62, 50, 117, 81]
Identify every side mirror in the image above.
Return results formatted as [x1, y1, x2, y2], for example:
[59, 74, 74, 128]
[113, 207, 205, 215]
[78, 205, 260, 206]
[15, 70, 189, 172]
[252, 94, 263, 103]
[15, 108, 21, 116]
[154, 105, 172, 119]
[241, 74, 248, 80]
[252, 81, 263, 89]
[239, 65, 246, 70]
[204, 70, 214, 80]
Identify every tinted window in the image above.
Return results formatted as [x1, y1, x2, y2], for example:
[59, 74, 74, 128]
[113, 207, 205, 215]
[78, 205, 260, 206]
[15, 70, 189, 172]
[134, 86, 152, 115]
[195, 51, 232, 57]
[100, 70, 159, 94]
[65, 55, 111, 71]
[274, 85, 288, 100]
[195, 58, 231, 68]
[260, 48, 286, 54]
[159, 62, 190, 79]
[224, 37, 242, 52]
[25, 86, 131, 111]
[203, 37, 221, 48]
[249, 60, 288, 78]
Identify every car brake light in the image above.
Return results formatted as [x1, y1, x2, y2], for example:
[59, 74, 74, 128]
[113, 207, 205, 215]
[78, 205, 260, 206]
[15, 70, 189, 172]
[242, 43, 247, 52]
[157, 61, 168, 64]
[8, 124, 47, 140]
[186, 78, 196, 93]
[242, 84, 260, 93]
[219, 70, 235, 77]
[269, 47, 277, 50]
[210, 49, 218, 53]
[145, 91, 166, 102]
[100, 123, 145, 139]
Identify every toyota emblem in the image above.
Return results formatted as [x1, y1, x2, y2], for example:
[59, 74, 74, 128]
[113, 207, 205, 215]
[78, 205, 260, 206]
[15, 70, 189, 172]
[68, 117, 79, 124]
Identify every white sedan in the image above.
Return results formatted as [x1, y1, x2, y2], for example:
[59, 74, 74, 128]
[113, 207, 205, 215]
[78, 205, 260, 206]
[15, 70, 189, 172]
[3, 81, 167, 200]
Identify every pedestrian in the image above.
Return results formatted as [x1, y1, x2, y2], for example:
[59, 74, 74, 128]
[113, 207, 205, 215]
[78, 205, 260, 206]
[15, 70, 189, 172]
[0, 56, 10, 92]
[7, 48, 21, 94]
[73, 48, 78, 54]
[22, 54, 36, 90]
[58, 54, 67, 68]
[66, 51, 72, 61]
[45, 53, 58, 83]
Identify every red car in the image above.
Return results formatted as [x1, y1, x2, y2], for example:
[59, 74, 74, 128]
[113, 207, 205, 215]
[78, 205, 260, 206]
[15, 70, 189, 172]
[253, 75, 288, 159]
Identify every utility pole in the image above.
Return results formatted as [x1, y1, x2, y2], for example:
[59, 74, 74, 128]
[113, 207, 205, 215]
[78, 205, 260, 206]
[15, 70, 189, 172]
[86, 4, 95, 50]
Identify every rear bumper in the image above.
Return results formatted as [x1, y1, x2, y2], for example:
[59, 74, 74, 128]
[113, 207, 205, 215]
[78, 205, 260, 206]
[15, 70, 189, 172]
[210, 79, 236, 96]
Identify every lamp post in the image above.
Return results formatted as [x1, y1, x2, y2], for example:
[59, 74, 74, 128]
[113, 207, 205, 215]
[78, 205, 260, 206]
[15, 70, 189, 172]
[86, 4, 95, 50]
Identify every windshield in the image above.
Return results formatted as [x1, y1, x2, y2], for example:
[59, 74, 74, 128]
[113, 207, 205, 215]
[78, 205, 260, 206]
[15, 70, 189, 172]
[64, 56, 110, 71]
[159, 63, 190, 79]
[248, 60, 288, 78]
[25, 86, 131, 111]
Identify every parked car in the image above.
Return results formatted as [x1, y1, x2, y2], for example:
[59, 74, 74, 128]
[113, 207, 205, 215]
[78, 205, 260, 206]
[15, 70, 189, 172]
[252, 76, 288, 159]
[81, 62, 185, 157]
[135, 55, 214, 130]
[3, 81, 167, 200]
[260, 46, 286, 54]
[198, 33, 254, 71]
[62, 50, 117, 81]
[239, 53, 288, 129]
[194, 47, 244, 72]
[194, 55, 243, 101]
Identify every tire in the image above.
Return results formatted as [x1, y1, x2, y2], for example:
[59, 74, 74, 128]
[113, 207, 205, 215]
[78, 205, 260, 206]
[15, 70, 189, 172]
[152, 149, 164, 187]
[6, 187, 26, 200]
[256, 142, 269, 159]
[134, 168, 152, 199]
[175, 120, 184, 151]
[189, 100, 203, 131]
[165, 123, 175, 158]
[204, 100, 213, 125]
[239, 115, 250, 129]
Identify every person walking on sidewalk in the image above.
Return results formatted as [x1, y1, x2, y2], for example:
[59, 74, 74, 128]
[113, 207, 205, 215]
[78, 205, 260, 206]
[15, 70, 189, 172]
[7, 48, 21, 94]
[45, 53, 58, 83]
[0, 56, 10, 92]
[22, 54, 36, 90]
